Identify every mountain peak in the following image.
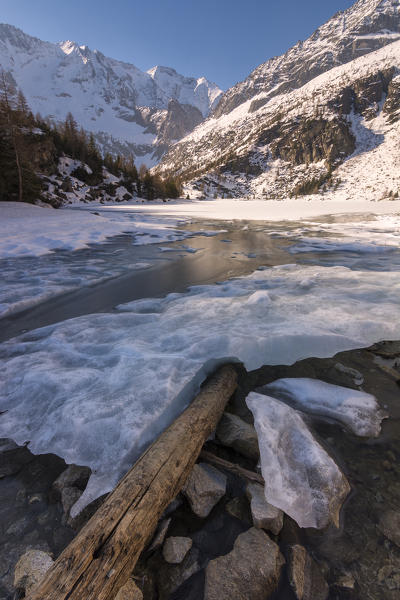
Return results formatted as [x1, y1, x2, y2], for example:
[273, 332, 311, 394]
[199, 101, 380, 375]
[213, 0, 400, 118]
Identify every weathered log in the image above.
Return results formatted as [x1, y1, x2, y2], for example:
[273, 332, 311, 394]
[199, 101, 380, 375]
[200, 450, 264, 485]
[27, 365, 238, 600]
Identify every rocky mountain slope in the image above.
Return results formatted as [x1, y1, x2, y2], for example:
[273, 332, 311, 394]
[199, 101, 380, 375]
[214, 0, 400, 119]
[157, 0, 400, 201]
[0, 24, 222, 166]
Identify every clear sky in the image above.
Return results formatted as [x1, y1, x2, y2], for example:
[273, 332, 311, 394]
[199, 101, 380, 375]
[1, 0, 355, 89]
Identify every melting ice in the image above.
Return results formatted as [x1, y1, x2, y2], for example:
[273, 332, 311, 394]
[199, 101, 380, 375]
[1, 263, 400, 515]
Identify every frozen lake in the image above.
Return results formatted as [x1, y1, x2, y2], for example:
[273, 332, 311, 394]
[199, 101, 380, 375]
[1, 206, 400, 514]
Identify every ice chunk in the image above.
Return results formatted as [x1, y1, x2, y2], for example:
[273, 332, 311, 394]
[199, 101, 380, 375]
[260, 378, 386, 437]
[246, 392, 350, 529]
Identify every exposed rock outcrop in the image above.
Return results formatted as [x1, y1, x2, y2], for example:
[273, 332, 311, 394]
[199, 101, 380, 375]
[182, 463, 227, 518]
[246, 483, 283, 535]
[288, 545, 329, 600]
[14, 550, 54, 596]
[162, 536, 193, 564]
[216, 412, 259, 460]
[204, 527, 285, 600]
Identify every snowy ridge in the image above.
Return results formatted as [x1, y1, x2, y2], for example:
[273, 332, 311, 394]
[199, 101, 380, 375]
[158, 38, 400, 201]
[213, 0, 400, 118]
[0, 24, 222, 165]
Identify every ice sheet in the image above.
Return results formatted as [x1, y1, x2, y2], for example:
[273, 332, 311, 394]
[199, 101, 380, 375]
[1, 263, 400, 514]
[0, 202, 192, 259]
[260, 378, 386, 437]
[246, 392, 350, 529]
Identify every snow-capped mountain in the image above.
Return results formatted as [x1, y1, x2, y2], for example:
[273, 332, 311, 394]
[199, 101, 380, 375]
[157, 0, 400, 201]
[214, 0, 400, 118]
[0, 24, 222, 166]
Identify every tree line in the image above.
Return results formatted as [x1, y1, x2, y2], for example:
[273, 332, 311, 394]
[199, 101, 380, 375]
[0, 70, 182, 204]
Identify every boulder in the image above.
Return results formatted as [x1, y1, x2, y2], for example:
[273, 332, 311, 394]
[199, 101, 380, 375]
[204, 527, 284, 600]
[148, 518, 171, 552]
[52, 464, 91, 496]
[182, 463, 227, 518]
[216, 413, 259, 460]
[61, 486, 83, 517]
[288, 545, 329, 600]
[224, 496, 252, 524]
[378, 509, 400, 548]
[246, 483, 283, 535]
[115, 579, 143, 600]
[163, 536, 193, 564]
[14, 550, 54, 595]
[157, 547, 201, 600]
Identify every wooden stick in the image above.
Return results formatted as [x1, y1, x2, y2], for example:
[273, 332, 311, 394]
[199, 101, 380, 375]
[27, 365, 238, 600]
[200, 450, 264, 485]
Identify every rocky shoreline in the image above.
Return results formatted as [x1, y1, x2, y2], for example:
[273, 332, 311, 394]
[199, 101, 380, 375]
[1, 340, 399, 600]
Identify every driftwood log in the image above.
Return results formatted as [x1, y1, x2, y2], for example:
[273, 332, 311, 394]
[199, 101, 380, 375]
[27, 365, 238, 600]
[200, 450, 264, 485]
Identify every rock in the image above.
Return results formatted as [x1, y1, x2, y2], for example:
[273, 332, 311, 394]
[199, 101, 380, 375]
[246, 483, 283, 535]
[216, 413, 259, 460]
[336, 573, 355, 590]
[0, 438, 18, 453]
[52, 464, 91, 496]
[115, 579, 143, 600]
[378, 564, 400, 590]
[334, 362, 364, 386]
[61, 486, 82, 516]
[204, 527, 284, 600]
[14, 550, 54, 595]
[224, 496, 252, 524]
[162, 495, 183, 518]
[378, 509, 400, 548]
[288, 545, 329, 600]
[6, 516, 31, 537]
[182, 463, 227, 518]
[163, 536, 193, 564]
[157, 547, 201, 600]
[148, 518, 171, 552]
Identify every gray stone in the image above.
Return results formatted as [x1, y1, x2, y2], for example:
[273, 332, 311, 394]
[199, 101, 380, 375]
[204, 527, 284, 600]
[0, 438, 18, 453]
[148, 518, 171, 552]
[163, 536, 193, 564]
[14, 549, 54, 595]
[335, 573, 355, 589]
[288, 545, 329, 600]
[52, 464, 91, 496]
[61, 486, 82, 517]
[6, 516, 31, 537]
[182, 463, 227, 518]
[246, 482, 283, 535]
[115, 579, 143, 600]
[378, 509, 400, 548]
[224, 496, 252, 524]
[334, 362, 364, 386]
[157, 547, 201, 600]
[216, 412, 259, 460]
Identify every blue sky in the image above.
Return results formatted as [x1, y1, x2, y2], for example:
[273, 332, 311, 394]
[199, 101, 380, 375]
[1, 0, 355, 89]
